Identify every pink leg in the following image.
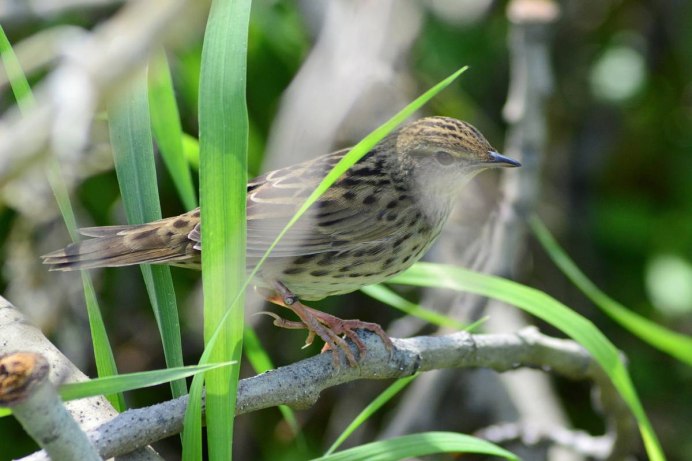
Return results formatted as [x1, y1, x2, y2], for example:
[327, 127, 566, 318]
[265, 282, 394, 367]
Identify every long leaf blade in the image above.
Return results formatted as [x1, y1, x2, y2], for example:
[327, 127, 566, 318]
[0, 25, 125, 410]
[183, 0, 252, 459]
[390, 262, 665, 461]
[149, 50, 198, 210]
[60, 362, 234, 401]
[529, 215, 692, 365]
[314, 431, 518, 461]
[108, 71, 187, 401]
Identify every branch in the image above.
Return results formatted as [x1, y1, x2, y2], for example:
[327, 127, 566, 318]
[23, 328, 637, 460]
[0, 352, 101, 461]
[0, 296, 162, 460]
[0, 0, 205, 188]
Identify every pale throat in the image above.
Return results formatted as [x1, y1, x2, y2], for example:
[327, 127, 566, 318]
[413, 166, 485, 224]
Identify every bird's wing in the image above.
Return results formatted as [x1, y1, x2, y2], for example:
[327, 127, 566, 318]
[188, 148, 417, 260]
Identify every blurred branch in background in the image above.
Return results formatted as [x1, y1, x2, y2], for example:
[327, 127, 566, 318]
[484, 1, 569, 461]
[0, 0, 206, 363]
[264, 0, 421, 169]
[376, 2, 578, 461]
[0, 0, 124, 21]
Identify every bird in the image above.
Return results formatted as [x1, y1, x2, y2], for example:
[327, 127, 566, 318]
[42, 116, 520, 366]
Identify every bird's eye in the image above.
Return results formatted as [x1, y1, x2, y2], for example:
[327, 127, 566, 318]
[434, 151, 455, 166]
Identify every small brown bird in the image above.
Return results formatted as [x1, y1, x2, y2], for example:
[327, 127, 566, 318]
[43, 116, 519, 366]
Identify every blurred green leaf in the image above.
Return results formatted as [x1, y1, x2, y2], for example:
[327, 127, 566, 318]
[390, 261, 665, 461]
[108, 71, 187, 400]
[360, 284, 466, 330]
[0, 25, 125, 411]
[244, 327, 308, 453]
[325, 375, 418, 456]
[0, 25, 35, 111]
[148, 50, 198, 210]
[314, 432, 518, 461]
[530, 215, 692, 366]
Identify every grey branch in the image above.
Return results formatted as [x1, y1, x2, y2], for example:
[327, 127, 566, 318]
[0, 0, 206, 188]
[0, 352, 101, 461]
[22, 328, 637, 461]
[0, 296, 162, 460]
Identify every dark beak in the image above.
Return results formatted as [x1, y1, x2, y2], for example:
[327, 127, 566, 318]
[487, 151, 521, 168]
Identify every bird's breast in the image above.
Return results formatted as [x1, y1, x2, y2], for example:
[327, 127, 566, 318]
[256, 216, 446, 301]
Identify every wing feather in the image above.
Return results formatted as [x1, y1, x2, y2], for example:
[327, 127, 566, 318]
[189, 147, 416, 262]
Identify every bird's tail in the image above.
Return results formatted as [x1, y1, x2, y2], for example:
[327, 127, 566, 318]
[42, 212, 200, 271]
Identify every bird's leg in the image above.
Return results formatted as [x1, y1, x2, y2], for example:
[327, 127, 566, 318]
[301, 306, 394, 357]
[267, 282, 356, 366]
[267, 282, 393, 366]
[253, 311, 317, 348]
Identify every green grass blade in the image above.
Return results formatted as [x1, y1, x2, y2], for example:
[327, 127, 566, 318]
[0, 26, 125, 411]
[249, 67, 468, 273]
[529, 215, 692, 366]
[360, 285, 467, 330]
[148, 50, 198, 210]
[314, 431, 518, 461]
[390, 262, 665, 461]
[325, 375, 418, 456]
[107, 70, 187, 401]
[183, 133, 200, 170]
[0, 25, 35, 111]
[48, 167, 127, 411]
[183, 0, 252, 459]
[60, 362, 234, 401]
[193, 66, 470, 373]
[182, 66, 468, 459]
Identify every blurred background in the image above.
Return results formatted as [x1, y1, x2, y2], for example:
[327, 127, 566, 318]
[1, 0, 691, 460]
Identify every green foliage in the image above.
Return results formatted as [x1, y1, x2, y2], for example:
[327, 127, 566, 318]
[108, 72, 187, 401]
[391, 262, 665, 460]
[1, 1, 691, 460]
[314, 432, 518, 461]
[530, 215, 692, 366]
[184, 0, 252, 459]
[0, 25, 126, 412]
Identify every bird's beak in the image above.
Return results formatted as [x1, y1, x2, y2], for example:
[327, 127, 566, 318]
[487, 151, 521, 168]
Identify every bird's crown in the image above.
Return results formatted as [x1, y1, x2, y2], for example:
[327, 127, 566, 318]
[394, 116, 519, 170]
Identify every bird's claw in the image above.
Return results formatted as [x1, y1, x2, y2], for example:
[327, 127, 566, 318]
[254, 311, 306, 330]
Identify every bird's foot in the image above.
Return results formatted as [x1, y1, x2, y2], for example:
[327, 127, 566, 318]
[266, 282, 393, 367]
[254, 311, 316, 349]
[302, 306, 394, 360]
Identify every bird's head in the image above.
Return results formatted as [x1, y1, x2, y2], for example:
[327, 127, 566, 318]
[394, 116, 520, 190]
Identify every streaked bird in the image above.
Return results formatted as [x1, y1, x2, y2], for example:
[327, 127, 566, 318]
[43, 116, 520, 366]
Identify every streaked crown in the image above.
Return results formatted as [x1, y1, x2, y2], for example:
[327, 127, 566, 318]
[395, 116, 519, 168]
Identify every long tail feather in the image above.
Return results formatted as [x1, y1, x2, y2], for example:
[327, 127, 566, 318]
[42, 212, 201, 271]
